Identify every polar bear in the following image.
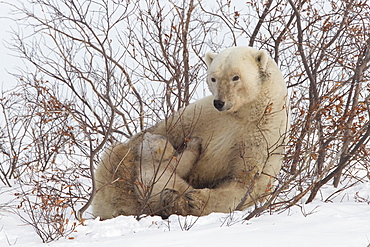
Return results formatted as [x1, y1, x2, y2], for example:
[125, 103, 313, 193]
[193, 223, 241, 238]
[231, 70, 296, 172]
[149, 46, 290, 216]
[91, 135, 142, 220]
[91, 46, 289, 219]
[91, 132, 201, 219]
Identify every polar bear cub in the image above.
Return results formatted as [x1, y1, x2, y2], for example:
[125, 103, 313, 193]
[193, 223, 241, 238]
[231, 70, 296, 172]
[135, 132, 201, 217]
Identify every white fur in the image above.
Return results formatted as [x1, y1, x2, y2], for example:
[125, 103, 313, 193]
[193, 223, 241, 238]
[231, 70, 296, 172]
[92, 132, 201, 219]
[92, 46, 290, 218]
[151, 46, 290, 215]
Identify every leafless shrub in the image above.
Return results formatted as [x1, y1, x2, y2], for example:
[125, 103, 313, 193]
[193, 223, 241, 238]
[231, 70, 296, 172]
[14, 169, 81, 243]
[0, 0, 369, 242]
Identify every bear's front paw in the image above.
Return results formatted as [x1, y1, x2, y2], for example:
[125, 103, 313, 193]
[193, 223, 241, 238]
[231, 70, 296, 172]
[184, 188, 211, 216]
[160, 188, 190, 219]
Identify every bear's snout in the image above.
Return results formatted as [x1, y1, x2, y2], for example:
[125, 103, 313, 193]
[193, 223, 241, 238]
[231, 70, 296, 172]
[213, 99, 225, 111]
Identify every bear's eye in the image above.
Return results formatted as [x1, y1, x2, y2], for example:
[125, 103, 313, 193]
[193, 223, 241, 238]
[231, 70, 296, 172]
[211, 78, 216, 82]
[232, 75, 240, 81]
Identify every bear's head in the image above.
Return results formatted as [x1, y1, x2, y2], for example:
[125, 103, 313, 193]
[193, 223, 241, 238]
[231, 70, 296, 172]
[140, 132, 175, 161]
[205, 46, 270, 112]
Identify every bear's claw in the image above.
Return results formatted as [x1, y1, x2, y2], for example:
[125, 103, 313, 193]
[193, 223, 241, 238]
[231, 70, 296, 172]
[160, 188, 190, 219]
[184, 189, 211, 216]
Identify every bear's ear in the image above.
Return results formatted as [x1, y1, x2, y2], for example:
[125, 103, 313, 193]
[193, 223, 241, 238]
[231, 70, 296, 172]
[255, 50, 269, 71]
[205, 52, 217, 67]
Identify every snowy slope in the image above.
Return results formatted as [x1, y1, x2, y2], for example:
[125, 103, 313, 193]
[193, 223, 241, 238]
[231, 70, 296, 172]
[1, 182, 370, 247]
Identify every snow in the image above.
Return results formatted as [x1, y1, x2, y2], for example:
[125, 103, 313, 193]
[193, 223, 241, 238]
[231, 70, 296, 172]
[1, 182, 370, 247]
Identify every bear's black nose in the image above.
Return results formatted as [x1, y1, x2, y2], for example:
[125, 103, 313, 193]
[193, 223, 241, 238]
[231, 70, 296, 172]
[213, 100, 225, 111]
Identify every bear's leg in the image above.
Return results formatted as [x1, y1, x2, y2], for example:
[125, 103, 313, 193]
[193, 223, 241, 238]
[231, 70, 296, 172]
[173, 137, 202, 178]
[184, 182, 250, 216]
[157, 137, 202, 217]
[136, 164, 197, 216]
[184, 171, 276, 216]
[137, 137, 201, 217]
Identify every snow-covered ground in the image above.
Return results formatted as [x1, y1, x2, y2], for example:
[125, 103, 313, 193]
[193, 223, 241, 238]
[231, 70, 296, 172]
[1, 182, 370, 247]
